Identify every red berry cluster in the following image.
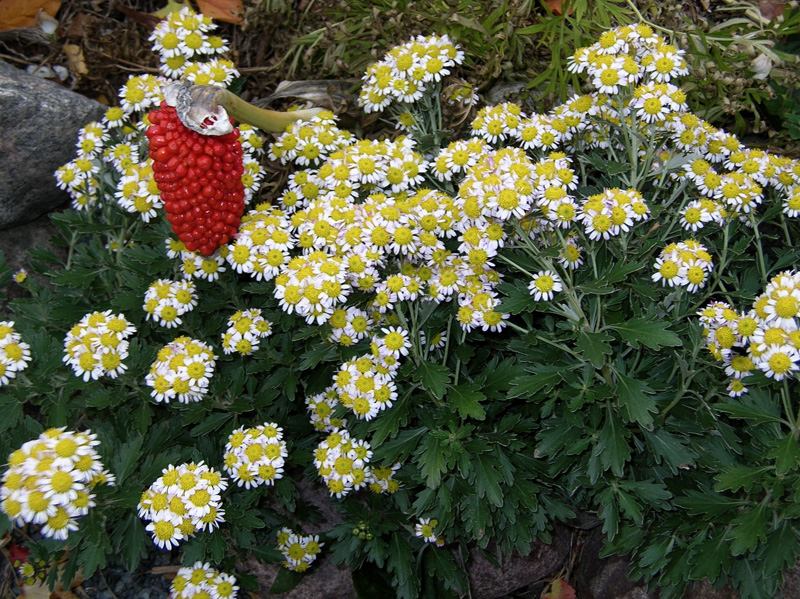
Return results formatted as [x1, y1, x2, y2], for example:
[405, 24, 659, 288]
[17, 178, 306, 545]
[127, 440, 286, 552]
[146, 101, 245, 256]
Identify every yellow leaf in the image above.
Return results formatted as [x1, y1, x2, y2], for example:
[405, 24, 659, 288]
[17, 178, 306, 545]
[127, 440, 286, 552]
[152, 0, 192, 19]
[195, 0, 244, 24]
[63, 43, 88, 77]
[0, 0, 61, 32]
[543, 578, 577, 599]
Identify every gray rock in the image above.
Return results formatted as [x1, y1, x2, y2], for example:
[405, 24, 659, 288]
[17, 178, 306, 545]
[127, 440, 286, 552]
[781, 560, 800, 599]
[241, 554, 355, 599]
[0, 60, 105, 230]
[469, 526, 571, 599]
[575, 529, 658, 599]
[0, 212, 65, 313]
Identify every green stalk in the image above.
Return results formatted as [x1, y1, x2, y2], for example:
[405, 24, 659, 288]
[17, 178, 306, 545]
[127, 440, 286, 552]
[213, 88, 324, 132]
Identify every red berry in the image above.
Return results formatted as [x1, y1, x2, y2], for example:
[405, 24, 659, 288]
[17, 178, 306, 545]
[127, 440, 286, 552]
[146, 101, 246, 256]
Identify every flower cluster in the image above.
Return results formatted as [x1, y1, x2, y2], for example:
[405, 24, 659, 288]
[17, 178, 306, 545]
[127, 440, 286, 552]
[358, 34, 465, 113]
[220, 309, 273, 355]
[306, 387, 347, 432]
[116, 164, 163, 223]
[700, 270, 800, 395]
[332, 340, 402, 421]
[652, 240, 714, 292]
[0, 321, 31, 386]
[223, 206, 292, 280]
[170, 562, 238, 599]
[276, 528, 324, 572]
[269, 110, 353, 168]
[222, 423, 288, 488]
[62, 311, 136, 381]
[313, 428, 373, 498]
[1, 428, 114, 540]
[54, 121, 108, 211]
[138, 462, 226, 549]
[326, 306, 373, 346]
[145, 337, 216, 403]
[143, 279, 198, 328]
[578, 187, 650, 240]
[367, 463, 402, 495]
[568, 24, 688, 91]
[414, 517, 444, 545]
[148, 6, 230, 79]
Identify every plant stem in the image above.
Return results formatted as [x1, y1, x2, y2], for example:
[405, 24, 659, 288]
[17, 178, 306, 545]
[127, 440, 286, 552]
[750, 214, 768, 281]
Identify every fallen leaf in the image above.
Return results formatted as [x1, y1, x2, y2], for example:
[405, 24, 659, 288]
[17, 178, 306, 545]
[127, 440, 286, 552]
[115, 3, 160, 30]
[20, 582, 81, 599]
[64, 13, 93, 41]
[543, 578, 577, 599]
[152, 0, 192, 19]
[759, 0, 787, 20]
[195, 0, 244, 24]
[150, 565, 181, 576]
[62, 43, 88, 77]
[0, 0, 61, 31]
[8, 543, 30, 563]
[19, 565, 84, 599]
[542, 0, 567, 15]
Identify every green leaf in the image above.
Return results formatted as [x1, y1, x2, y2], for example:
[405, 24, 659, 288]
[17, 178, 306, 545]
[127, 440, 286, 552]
[416, 361, 451, 400]
[498, 280, 536, 314]
[112, 434, 143, 485]
[78, 538, 107, 579]
[729, 502, 768, 556]
[417, 435, 447, 488]
[622, 480, 672, 505]
[602, 260, 645, 284]
[270, 567, 305, 594]
[576, 331, 612, 368]
[615, 488, 643, 525]
[596, 410, 631, 477]
[226, 506, 265, 530]
[461, 494, 492, 541]
[298, 343, 337, 370]
[190, 412, 232, 437]
[50, 267, 103, 288]
[715, 396, 782, 425]
[762, 521, 800, 577]
[0, 396, 22, 432]
[448, 384, 486, 420]
[608, 318, 681, 350]
[424, 545, 467, 594]
[373, 427, 426, 463]
[769, 434, 800, 476]
[643, 428, 697, 474]
[114, 512, 148, 572]
[615, 373, 656, 429]
[387, 533, 415, 587]
[472, 454, 504, 507]
[508, 367, 562, 399]
[714, 465, 770, 493]
[675, 489, 744, 518]
[730, 558, 776, 599]
[690, 533, 731, 581]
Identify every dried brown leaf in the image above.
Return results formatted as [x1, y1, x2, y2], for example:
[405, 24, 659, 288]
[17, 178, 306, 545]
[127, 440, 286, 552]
[0, 0, 61, 31]
[759, 0, 787, 20]
[64, 13, 92, 41]
[63, 43, 88, 76]
[195, 0, 244, 24]
[542, 0, 567, 15]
